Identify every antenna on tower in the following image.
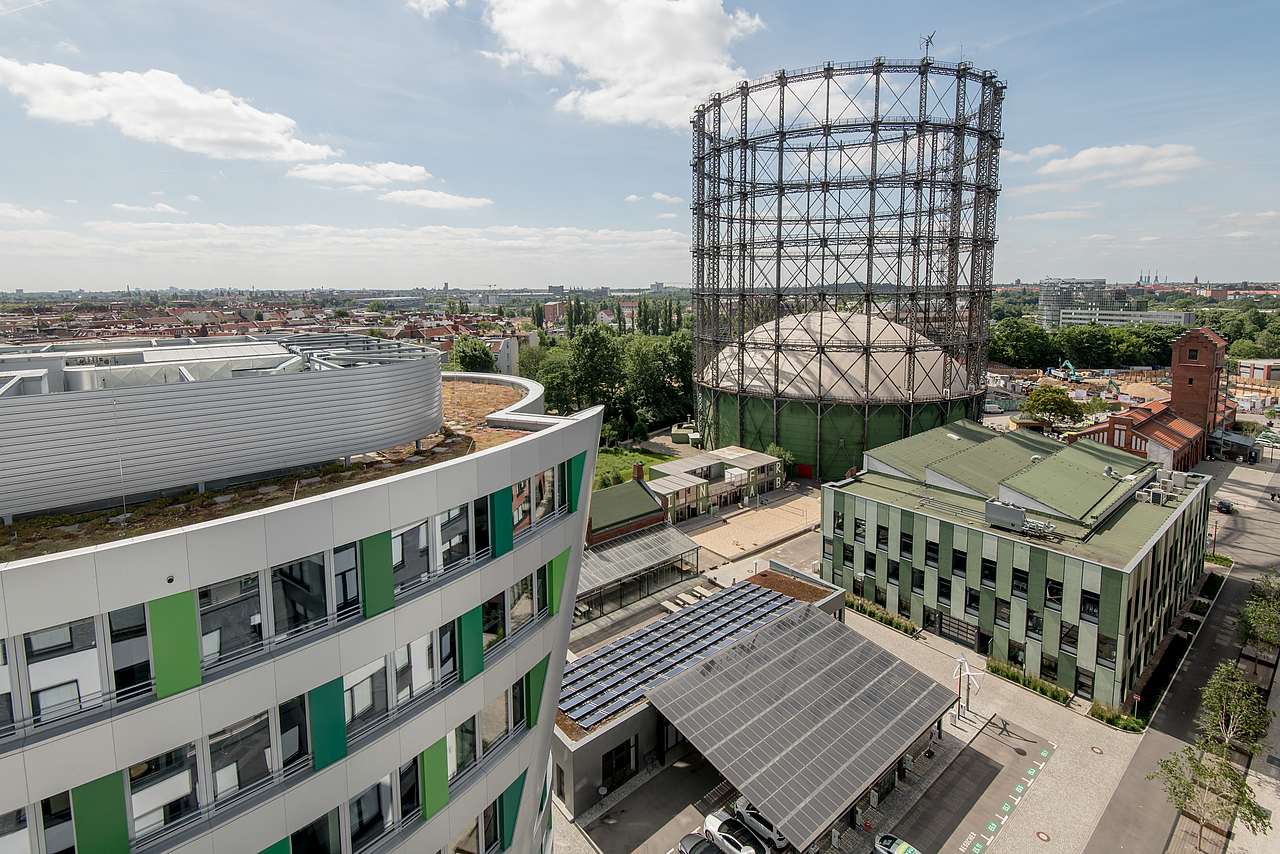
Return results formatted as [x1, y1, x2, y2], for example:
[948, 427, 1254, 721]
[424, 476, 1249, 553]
[921, 31, 936, 59]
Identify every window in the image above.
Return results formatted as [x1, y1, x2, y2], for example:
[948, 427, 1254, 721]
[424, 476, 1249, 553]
[129, 745, 200, 837]
[199, 573, 262, 666]
[1026, 609, 1043, 639]
[853, 518, 866, 543]
[863, 551, 877, 578]
[911, 568, 925, 595]
[439, 620, 458, 682]
[26, 618, 100, 724]
[345, 658, 389, 736]
[534, 467, 557, 525]
[210, 711, 271, 802]
[480, 691, 509, 756]
[925, 540, 939, 568]
[876, 525, 889, 551]
[398, 758, 420, 825]
[536, 564, 549, 614]
[473, 497, 491, 555]
[510, 575, 535, 635]
[451, 818, 479, 854]
[823, 538, 833, 560]
[601, 734, 638, 792]
[0, 640, 12, 737]
[1012, 569, 1029, 599]
[1098, 633, 1118, 667]
[334, 544, 360, 620]
[41, 793, 74, 854]
[1041, 654, 1058, 683]
[395, 634, 433, 704]
[965, 589, 981, 616]
[1045, 579, 1063, 611]
[842, 542, 857, 567]
[483, 799, 500, 852]
[512, 679, 527, 731]
[1081, 590, 1100, 623]
[1060, 622, 1079, 654]
[448, 716, 477, 780]
[952, 549, 968, 576]
[1188, 348, 1198, 361]
[1008, 639, 1026, 668]
[0, 808, 27, 853]
[441, 504, 471, 567]
[393, 522, 431, 596]
[349, 776, 392, 852]
[899, 594, 912, 619]
[278, 694, 309, 769]
[832, 510, 844, 535]
[887, 559, 900, 584]
[1187, 377, 1194, 386]
[108, 605, 151, 699]
[980, 558, 997, 588]
[900, 532, 913, 562]
[938, 576, 952, 605]
[482, 592, 507, 651]
[1076, 668, 1094, 700]
[512, 479, 533, 537]
[271, 553, 328, 638]
[996, 599, 1010, 628]
[293, 808, 341, 854]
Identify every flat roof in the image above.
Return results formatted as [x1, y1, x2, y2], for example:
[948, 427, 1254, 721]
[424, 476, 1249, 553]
[648, 445, 778, 478]
[587, 480, 662, 532]
[865, 419, 997, 481]
[646, 605, 955, 852]
[1000, 439, 1151, 523]
[927, 429, 1062, 497]
[578, 524, 700, 596]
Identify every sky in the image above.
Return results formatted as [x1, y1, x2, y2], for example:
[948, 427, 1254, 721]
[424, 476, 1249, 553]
[0, 0, 1276, 293]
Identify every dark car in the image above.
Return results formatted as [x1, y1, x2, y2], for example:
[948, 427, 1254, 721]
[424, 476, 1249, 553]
[1216, 499, 1234, 514]
[680, 833, 720, 854]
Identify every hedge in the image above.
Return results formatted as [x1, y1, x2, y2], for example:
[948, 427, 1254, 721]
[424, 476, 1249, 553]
[845, 595, 919, 636]
[1089, 701, 1146, 732]
[986, 658, 1073, 705]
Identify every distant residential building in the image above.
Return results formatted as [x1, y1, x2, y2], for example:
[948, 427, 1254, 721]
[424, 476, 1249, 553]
[646, 446, 782, 523]
[1058, 308, 1196, 328]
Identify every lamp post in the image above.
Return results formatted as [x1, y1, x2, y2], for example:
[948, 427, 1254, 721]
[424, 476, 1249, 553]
[1212, 519, 1219, 556]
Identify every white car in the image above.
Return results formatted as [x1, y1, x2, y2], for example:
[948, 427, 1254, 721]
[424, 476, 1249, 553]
[873, 833, 923, 854]
[703, 810, 763, 854]
[733, 797, 788, 849]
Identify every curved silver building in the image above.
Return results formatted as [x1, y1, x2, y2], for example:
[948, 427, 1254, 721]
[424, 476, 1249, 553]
[692, 59, 1005, 480]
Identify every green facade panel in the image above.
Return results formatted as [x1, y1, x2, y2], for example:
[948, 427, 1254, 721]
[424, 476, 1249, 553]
[979, 586, 995, 629]
[148, 590, 201, 699]
[568, 451, 587, 513]
[258, 842, 290, 854]
[308, 677, 347, 770]
[1100, 568, 1124, 637]
[500, 770, 527, 849]
[71, 773, 129, 854]
[359, 531, 395, 618]
[422, 737, 450, 819]
[548, 548, 570, 617]
[491, 486, 515, 557]
[459, 605, 484, 682]
[526, 654, 550, 727]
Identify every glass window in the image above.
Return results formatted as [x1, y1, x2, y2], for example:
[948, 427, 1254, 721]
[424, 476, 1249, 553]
[952, 549, 967, 576]
[558, 461, 569, 508]
[924, 540, 939, 568]
[349, 775, 392, 852]
[1081, 590, 1100, 623]
[823, 538, 833, 560]
[1046, 579, 1064, 611]
[1076, 668, 1094, 700]
[394, 634, 433, 705]
[853, 518, 866, 543]
[1041, 654, 1058, 683]
[448, 716, 477, 780]
[534, 468, 556, 524]
[965, 589, 981, 616]
[832, 510, 844, 534]
[1008, 639, 1026, 667]
[481, 592, 507, 651]
[980, 558, 997, 588]
[41, 793, 73, 854]
[1012, 569, 1029, 599]
[441, 505, 471, 568]
[900, 532, 913, 561]
[1027, 609, 1043, 639]
[344, 658, 389, 736]
[0, 808, 27, 854]
[1060, 622, 1079, 654]
[876, 525, 889, 550]
[863, 551, 876, 578]
[1098, 633, 1117, 666]
[271, 553, 328, 638]
[898, 594, 911, 618]
[474, 497, 491, 555]
[481, 691, 509, 757]
[512, 479, 532, 537]
[887, 559, 899, 584]
[334, 544, 360, 620]
[199, 573, 262, 667]
[129, 744, 199, 837]
[842, 542, 856, 567]
[393, 522, 432, 596]
[510, 575, 535, 635]
[996, 599, 1010, 628]
[536, 564, 549, 613]
[26, 618, 100, 724]
[292, 808, 341, 854]
[209, 711, 271, 802]
[278, 694, 309, 769]
[938, 576, 951, 605]
[601, 734, 638, 792]
[1188, 348, 1198, 361]
[0, 640, 12, 738]
[911, 568, 924, 595]
[451, 817, 479, 854]
[108, 605, 151, 700]
[483, 799, 500, 852]
[399, 758, 420, 825]
[439, 620, 458, 682]
[512, 679, 526, 731]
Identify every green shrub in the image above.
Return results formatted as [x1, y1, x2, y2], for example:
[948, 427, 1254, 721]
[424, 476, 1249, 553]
[986, 658, 1073, 705]
[1205, 553, 1233, 568]
[1089, 701, 1146, 732]
[1182, 617, 1202, 635]
[1189, 600, 1210, 616]
[1200, 571, 1225, 598]
[845, 595, 918, 636]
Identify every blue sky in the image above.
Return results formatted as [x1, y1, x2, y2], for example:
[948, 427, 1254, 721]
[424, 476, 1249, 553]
[0, 0, 1275, 293]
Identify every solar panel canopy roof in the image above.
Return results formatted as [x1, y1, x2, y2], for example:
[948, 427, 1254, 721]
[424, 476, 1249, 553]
[646, 605, 955, 852]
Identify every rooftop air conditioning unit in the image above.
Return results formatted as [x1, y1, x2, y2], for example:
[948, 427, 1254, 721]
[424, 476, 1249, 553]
[1136, 490, 1151, 503]
[1172, 471, 1189, 489]
[1149, 489, 1166, 506]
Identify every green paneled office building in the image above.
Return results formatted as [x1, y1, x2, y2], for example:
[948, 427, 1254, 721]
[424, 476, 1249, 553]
[820, 421, 1211, 708]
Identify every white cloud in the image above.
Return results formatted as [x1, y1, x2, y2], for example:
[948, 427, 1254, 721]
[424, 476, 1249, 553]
[63, 199, 77, 204]
[1008, 210, 1096, 221]
[656, 212, 677, 219]
[150, 190, 164, 196]
[1003, 144, 1064, 163]
[0, 202, 51, 223]
[185, 195, 201, 202]
[55, 40, 80, 54]
[624, 194, 642, 202]
[0, 56, 337, 161]
[1003, 181, 1081, 197]
[287, 161, 431, 185]
[1037, 143, 1206, 191]
[651, 191, 683, 203]
[377, 189, 493, 209]
[112, 202, 185, 213]
[407, 0, 453, 17]
[477, 0, 764, 128]
[1225, 231, 1255, 238]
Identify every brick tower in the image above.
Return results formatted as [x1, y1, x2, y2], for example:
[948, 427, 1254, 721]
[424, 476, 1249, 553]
[1169, 327, 1227, 437]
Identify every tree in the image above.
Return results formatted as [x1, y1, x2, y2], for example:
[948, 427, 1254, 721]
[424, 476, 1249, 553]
[253, 310, 264, 321]
[449, 335, 498, 373]
[988, 318, 1059, 368]
[532, 301, 544, 329]
[367, 299, 387, 312]
[518, 344, 549, 379]
[765, 443, 795, 475]
[1083, 397, 1110, 419]
[334, 308, 349, 318]
[1238, 570, 1280, 675]
[1023, 385, 1083, 424]
[569, 323, 622, 410]
[1197, 662, 1274, 753]
[536, 348, 575, 414]
[1148, 745, 1271, 852]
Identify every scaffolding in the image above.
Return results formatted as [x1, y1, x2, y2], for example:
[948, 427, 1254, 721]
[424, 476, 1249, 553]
[692, 59, 1006, 479]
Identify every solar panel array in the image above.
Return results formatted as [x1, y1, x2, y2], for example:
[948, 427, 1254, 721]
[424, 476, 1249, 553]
[646, 604, 957, 852]
[559, 582, 796, 731]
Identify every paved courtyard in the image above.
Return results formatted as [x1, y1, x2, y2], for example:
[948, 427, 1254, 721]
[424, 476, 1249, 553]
[679, 483, 820, 564]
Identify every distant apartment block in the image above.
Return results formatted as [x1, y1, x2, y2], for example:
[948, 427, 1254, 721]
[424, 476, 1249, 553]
[1037, 278, 1190, 330]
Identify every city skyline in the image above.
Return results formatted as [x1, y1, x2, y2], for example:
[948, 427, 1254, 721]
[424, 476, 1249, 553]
[0, 0, 1276, 292]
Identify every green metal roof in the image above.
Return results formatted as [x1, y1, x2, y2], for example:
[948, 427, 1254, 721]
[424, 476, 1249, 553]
[928, 430, 1063, 498]
[587, 479, 662, 532]
[1000, 440, 1151, 523]
[864, 419, 997, 481]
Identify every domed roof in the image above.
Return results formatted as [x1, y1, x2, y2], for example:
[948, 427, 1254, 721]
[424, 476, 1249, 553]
[702, 311, 972, 403]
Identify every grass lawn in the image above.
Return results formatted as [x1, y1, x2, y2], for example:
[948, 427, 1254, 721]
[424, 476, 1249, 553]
[593, 447, 679, 490]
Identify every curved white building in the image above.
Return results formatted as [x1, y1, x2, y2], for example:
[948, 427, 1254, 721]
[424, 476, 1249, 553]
[0, 337, 602, 854]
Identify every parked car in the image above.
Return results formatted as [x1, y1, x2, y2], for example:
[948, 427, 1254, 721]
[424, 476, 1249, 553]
[679, 833, 720, 854]
[733, 797, 788, 849]
[1216, 499, 1234, 514]
[873, 833, 924, 854]
[703, 810, 764, 854]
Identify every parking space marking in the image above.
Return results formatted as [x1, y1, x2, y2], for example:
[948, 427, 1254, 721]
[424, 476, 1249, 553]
[956, 741, 1055, 853]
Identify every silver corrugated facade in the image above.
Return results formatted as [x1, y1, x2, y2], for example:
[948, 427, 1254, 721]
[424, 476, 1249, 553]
[1, 354, 442, 518]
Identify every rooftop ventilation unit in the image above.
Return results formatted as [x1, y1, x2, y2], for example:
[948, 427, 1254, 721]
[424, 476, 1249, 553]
[1149, 489, 1166, 506]
[1103, 465, 1114, 477]
[1023, 519, 1057, 537]
[1030, 455, 1044, 463]
[1136, 490, 1151, 503]
[985, 499, 1026, 532]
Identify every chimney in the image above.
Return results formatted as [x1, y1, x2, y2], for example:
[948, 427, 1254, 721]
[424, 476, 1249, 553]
[633, 463, 645, 482]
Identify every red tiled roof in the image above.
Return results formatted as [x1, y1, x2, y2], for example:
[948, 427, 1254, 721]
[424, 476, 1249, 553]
[1135, 419, 1194, 451]
[1155, 410, 1203, 440]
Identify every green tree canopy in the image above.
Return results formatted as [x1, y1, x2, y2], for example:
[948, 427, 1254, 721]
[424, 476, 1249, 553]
[449, 335, 498, 373]
[1023, 385, 1083, 424]
[988, 318, 1059, 368]
[366, 299, 387, 312]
